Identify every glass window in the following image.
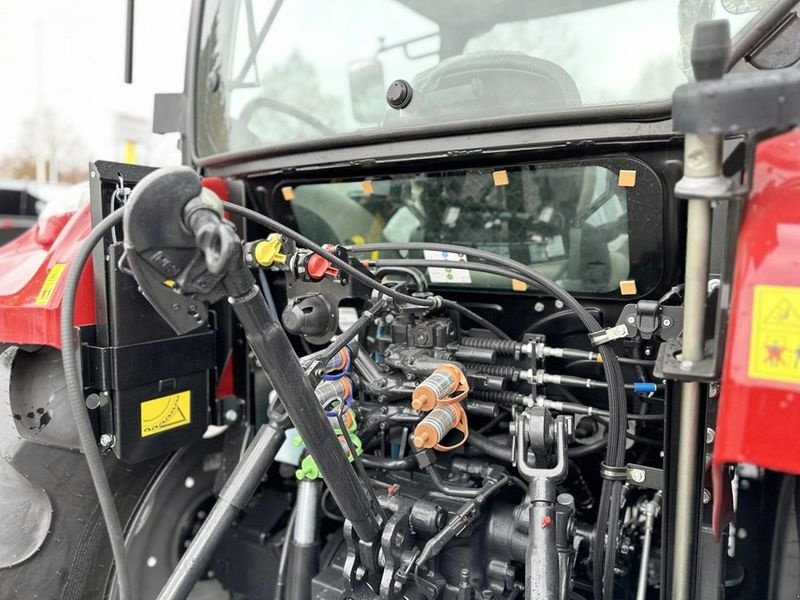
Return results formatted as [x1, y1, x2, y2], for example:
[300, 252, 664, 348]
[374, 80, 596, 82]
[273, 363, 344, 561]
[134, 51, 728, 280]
[289, 164, 631, 293]
[196, 0, 776, 156]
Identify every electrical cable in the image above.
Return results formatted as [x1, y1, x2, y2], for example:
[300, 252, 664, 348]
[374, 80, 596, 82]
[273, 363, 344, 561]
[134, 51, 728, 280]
[60, 208, 131, 600]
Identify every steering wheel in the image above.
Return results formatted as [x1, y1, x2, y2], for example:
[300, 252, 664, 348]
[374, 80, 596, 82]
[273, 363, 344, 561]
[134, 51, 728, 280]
[237, 96, 335, 137]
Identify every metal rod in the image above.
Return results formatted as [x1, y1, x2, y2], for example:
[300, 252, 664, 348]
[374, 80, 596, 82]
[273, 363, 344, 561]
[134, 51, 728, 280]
[636, 494, 661, 600]
[157, 420, 287, 600]
[672, 132, 722, 600]
[286, 480, 322, 600]
[124, 0, 134, 83]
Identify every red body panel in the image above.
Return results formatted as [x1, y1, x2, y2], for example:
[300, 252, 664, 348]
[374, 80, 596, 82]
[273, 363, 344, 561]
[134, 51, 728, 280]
[0, 204, 96, 349]
[715, 129, 800, 473]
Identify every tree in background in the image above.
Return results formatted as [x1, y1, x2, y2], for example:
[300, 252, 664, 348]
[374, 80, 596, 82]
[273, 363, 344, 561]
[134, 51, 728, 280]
[0, 107, 91, 184]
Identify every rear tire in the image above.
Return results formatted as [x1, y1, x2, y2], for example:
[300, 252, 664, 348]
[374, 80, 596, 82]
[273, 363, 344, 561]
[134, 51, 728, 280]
[0, 435, 227, 600]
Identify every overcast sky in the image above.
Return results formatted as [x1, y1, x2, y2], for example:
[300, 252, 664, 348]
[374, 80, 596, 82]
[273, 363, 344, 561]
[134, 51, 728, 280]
[0, 0, 191, 167]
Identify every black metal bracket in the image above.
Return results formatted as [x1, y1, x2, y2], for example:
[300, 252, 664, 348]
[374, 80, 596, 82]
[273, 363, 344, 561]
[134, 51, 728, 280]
[627, 463, 664, 491]
[616, 301, 683, 341]
[82, 330, 216, 391]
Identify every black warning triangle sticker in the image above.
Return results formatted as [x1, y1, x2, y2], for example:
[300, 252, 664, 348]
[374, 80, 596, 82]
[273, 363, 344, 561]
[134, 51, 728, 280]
[764, 298, 800, 329]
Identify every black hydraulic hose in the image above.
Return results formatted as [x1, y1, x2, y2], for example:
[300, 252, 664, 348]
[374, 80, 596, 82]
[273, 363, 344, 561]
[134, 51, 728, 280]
[374, 265, 428, 292]
[360, 454, 417, 470]
[441, 298, 510, 340]
[469, 429, 610, 462]
[60, 208, 131, 600]
[467, 430, 514, 463]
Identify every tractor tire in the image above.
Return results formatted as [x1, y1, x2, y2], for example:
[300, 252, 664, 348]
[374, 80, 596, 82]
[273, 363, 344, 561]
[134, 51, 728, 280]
[769, 475, 800, 600]
[0, 426, 228, 600]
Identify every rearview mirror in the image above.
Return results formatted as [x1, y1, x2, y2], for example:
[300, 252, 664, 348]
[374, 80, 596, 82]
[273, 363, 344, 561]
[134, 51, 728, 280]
[348, 59, 386, 124]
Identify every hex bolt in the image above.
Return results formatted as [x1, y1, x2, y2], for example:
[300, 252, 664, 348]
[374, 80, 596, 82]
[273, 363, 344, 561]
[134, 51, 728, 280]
[534, 302, 545, 312]
[627, 315, 636, 324]
[630, 469, 646, 484]
[703, 489, 712, 504]
[224, 409, 238, 424]
[99, 433, 115, 448]
[706, 428, 715, 445]
[662, 318, 672, 328]
[554, 299, 564, 309]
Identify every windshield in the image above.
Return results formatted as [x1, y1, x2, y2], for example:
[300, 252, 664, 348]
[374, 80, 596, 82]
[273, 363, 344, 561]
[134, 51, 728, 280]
[195, 0, 775, 157]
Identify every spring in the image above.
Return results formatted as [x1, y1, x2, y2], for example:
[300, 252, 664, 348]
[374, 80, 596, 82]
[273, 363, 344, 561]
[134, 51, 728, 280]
[463, 363, 521, 380]
[471, 390, 528, 406]
[461, 336, 521, 355]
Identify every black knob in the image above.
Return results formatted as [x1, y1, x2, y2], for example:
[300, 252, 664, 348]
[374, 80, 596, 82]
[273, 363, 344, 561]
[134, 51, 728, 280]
[691, 20, 731, 82]
[386, 79, 413, 109]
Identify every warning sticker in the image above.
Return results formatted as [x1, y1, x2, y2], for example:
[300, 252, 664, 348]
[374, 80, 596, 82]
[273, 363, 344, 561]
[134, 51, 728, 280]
[140, 391, 191, 438]
[748, 285, 800, 384]
[34, 263, 66, 306]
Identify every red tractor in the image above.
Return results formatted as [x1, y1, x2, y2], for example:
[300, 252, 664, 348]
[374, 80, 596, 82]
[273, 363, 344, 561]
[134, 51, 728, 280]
[1, 2, 799, 599]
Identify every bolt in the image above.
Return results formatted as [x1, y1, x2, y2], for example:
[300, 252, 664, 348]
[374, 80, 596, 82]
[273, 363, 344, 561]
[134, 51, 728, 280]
[680, 360, 693, 371]
[706, 428, 715, 445]
[99, 433, 115, 448]
[627, 315, 636, 324]
[184, 477, 195, 489]
[554, 299, 564, 309]
[630, 469, 646, 484]
[224, 409, 238, 423]
[703, 489, 712, 504]
[534, 302, 545, 312]
[708, 278, 721, 295]
[737, 527, 748, 539]
[146, 556, 158, 568]
[644, 347, 652, 357]
[662, 318, 672, 328]
[739, 479, 751, 491]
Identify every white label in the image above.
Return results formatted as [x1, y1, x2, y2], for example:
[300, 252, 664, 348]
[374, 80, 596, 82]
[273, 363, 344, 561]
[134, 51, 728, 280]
[423, 250, 471, 284]
[546, 235, 566, 258]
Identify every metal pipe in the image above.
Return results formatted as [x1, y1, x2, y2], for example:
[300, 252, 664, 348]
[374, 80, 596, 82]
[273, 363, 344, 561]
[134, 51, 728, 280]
[124, 0, 134, 83]
[527, 495, 558, 600]
[672, 132, 722, 600]
[157, 420, 287, 600]
[636, 494, 662, 600]
[286, 480, 322, 600]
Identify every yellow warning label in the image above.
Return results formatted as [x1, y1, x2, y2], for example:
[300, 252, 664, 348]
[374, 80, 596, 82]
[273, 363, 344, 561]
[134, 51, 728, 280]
[140, 391, 191, 438]
[748, 285, 800, 384]
[34, 263, 66, 306]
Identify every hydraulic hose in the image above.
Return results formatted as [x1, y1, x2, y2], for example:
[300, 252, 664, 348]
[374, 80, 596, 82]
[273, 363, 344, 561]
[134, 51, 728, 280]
[60, 208, 131, 600]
